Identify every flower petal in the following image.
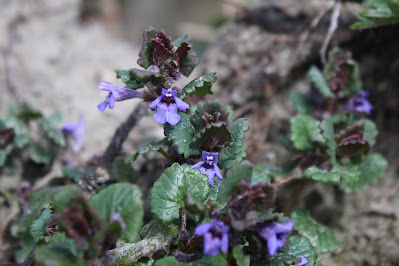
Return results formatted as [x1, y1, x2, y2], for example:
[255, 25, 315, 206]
[148, 95, 164, 109]
[165, 104, 181, 125]
[108, 93, 116, 109]
[97, 100, 108, 112]
[153, 106, 167, 124]
[195, 223, 213, 236]
[191, 161, 206, 169]
[214, 165, 223, 180]
[174, 96, 190, 112]
[267, 234, 278, 255]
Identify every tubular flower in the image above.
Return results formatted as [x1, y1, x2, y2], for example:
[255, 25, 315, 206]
[252, 221, 295, 256]
[195, 219, 229, 256]
[191, 151, 223, 185]
[97, 81, 144, 112]
[62, 116, 85, 151]
[345, 90, 373, 115]
[148, 88, 189, 125]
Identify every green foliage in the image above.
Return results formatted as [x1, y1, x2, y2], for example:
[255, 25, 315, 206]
[51, 186, 82, 215]
[115, 69, 145, 90]
[290, 115, 325, 150]
[291, 210, 340, 254]
[129, 68, 167, 87]
[307, 66, 333, 98]
[177, 73, 217, 100]
[30, 206, 52, 243]
[340, 153, 387, 192]
[320, 117, 336, 163]
[150, 163, 209, 222]
[219, 118, 249, 168]
[266, 236, 318, 266]
[154, 254, 227, 266]
[130, 138, 170, 162]
[62, 166, 85, 182]
[362, 119, 378, 146]
[34, 243, 85, 266]
[112, 220, 179, 265]
[352, 0, 399, 30]
[39, 117, 65, 147]
[290, 92, 314, 115]
[90, 183, 144, 242]
[28, 144, 53, 164]
[305, 163, 359, 185]
[233, 243, 250, 266]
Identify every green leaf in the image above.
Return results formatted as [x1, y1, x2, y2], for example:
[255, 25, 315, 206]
[290, 115, 325, 150]
[193, 122, 232, 151]
[320, 117, 336, 163]
[30, 206, 52, 243]
[112, 220, 179, 265]
[39, 118, 65, 147]
[219, 118, 249, 168]
[48, 233, 79, 256]
[34, 243, 85, 266]
[116, 69, 145, 90]
[52, 186, 83, 215]
[233, 243, 250, 266]
[290, 92, 314, 115]
[339, 153, 387, 192]
[190, 100, 230, 131]
[62, 166, 85, 182]
[267, 236, 318, 266]
[150, 163, 209, 222]
[307, 66, 333, 98]
[19, 186, 65, 234]
[130, 138, 170, 162]
[90, 183, 144, 242]
[351, 0, 399, 29]
[291, 210, 340, 254]
[178, 40, 200, 77]
[173, 34, 192, 47]
[28, 144, 53, 164]
[165, 113, 198, 158]
[218, 161, 252, 204]
[177, 73, 217, 100]
[137, 27, 157, 68]
[363, 119, 378, 146]
[305, 163, 359, 185]
[111, 157, 140, 183]
[251, 164, 272, 184]
[342, 61, 362, 97]
[129, 68, 166, 87]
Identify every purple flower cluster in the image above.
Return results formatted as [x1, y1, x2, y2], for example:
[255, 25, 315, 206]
[191, 151, 223, 185]
[345, 90, 373, 115]
[252, 221, 295, 256]
[62, 116, 85, 152]
[195, 219, 229, 256]
[148, 88, 189, 125]
[97, 81, 144, 112]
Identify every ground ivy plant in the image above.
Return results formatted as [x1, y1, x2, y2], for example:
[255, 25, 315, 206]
[5, 27, 388, 266]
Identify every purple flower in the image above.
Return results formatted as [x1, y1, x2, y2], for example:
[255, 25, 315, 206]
[191, 151, 223, 185]
[345, 91, 373, 115]
[252, 221, 294, 256]
[97, 81, 144, 112]
[62, 116, 85, 151]
[148, 88, 189, 125]
[293, 256, 308, 266]
[195, 219, 229, 256]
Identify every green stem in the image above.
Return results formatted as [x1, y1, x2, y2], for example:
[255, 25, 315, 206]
[158, 148, 174, 163]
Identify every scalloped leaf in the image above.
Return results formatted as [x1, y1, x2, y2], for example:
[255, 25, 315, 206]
[150, 163, 209, 222]
[219, 118, 249, 168]
[190, 100, 230, 131]
[194, 122, 232, 151]
[266, 236, 318, 266]
[363, 119, 378, 146]
[138, 27, 157, 68]
[290, 115, 325, 150]
[177, 35, 199, 77]
[291, 210, 340, 254]
[130, 138, 170, 162]
[30, 206, 52, 243]
[339, 153, 387, 192]
[305, 163, 359, 185]
[177, 73, 217, 100]
[112, 220, 179, 265]
[307, 66, 333, 98]
[34, 243, 85, 266]
[90, 183, 144, 242]
[164, 113, 198, 158]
